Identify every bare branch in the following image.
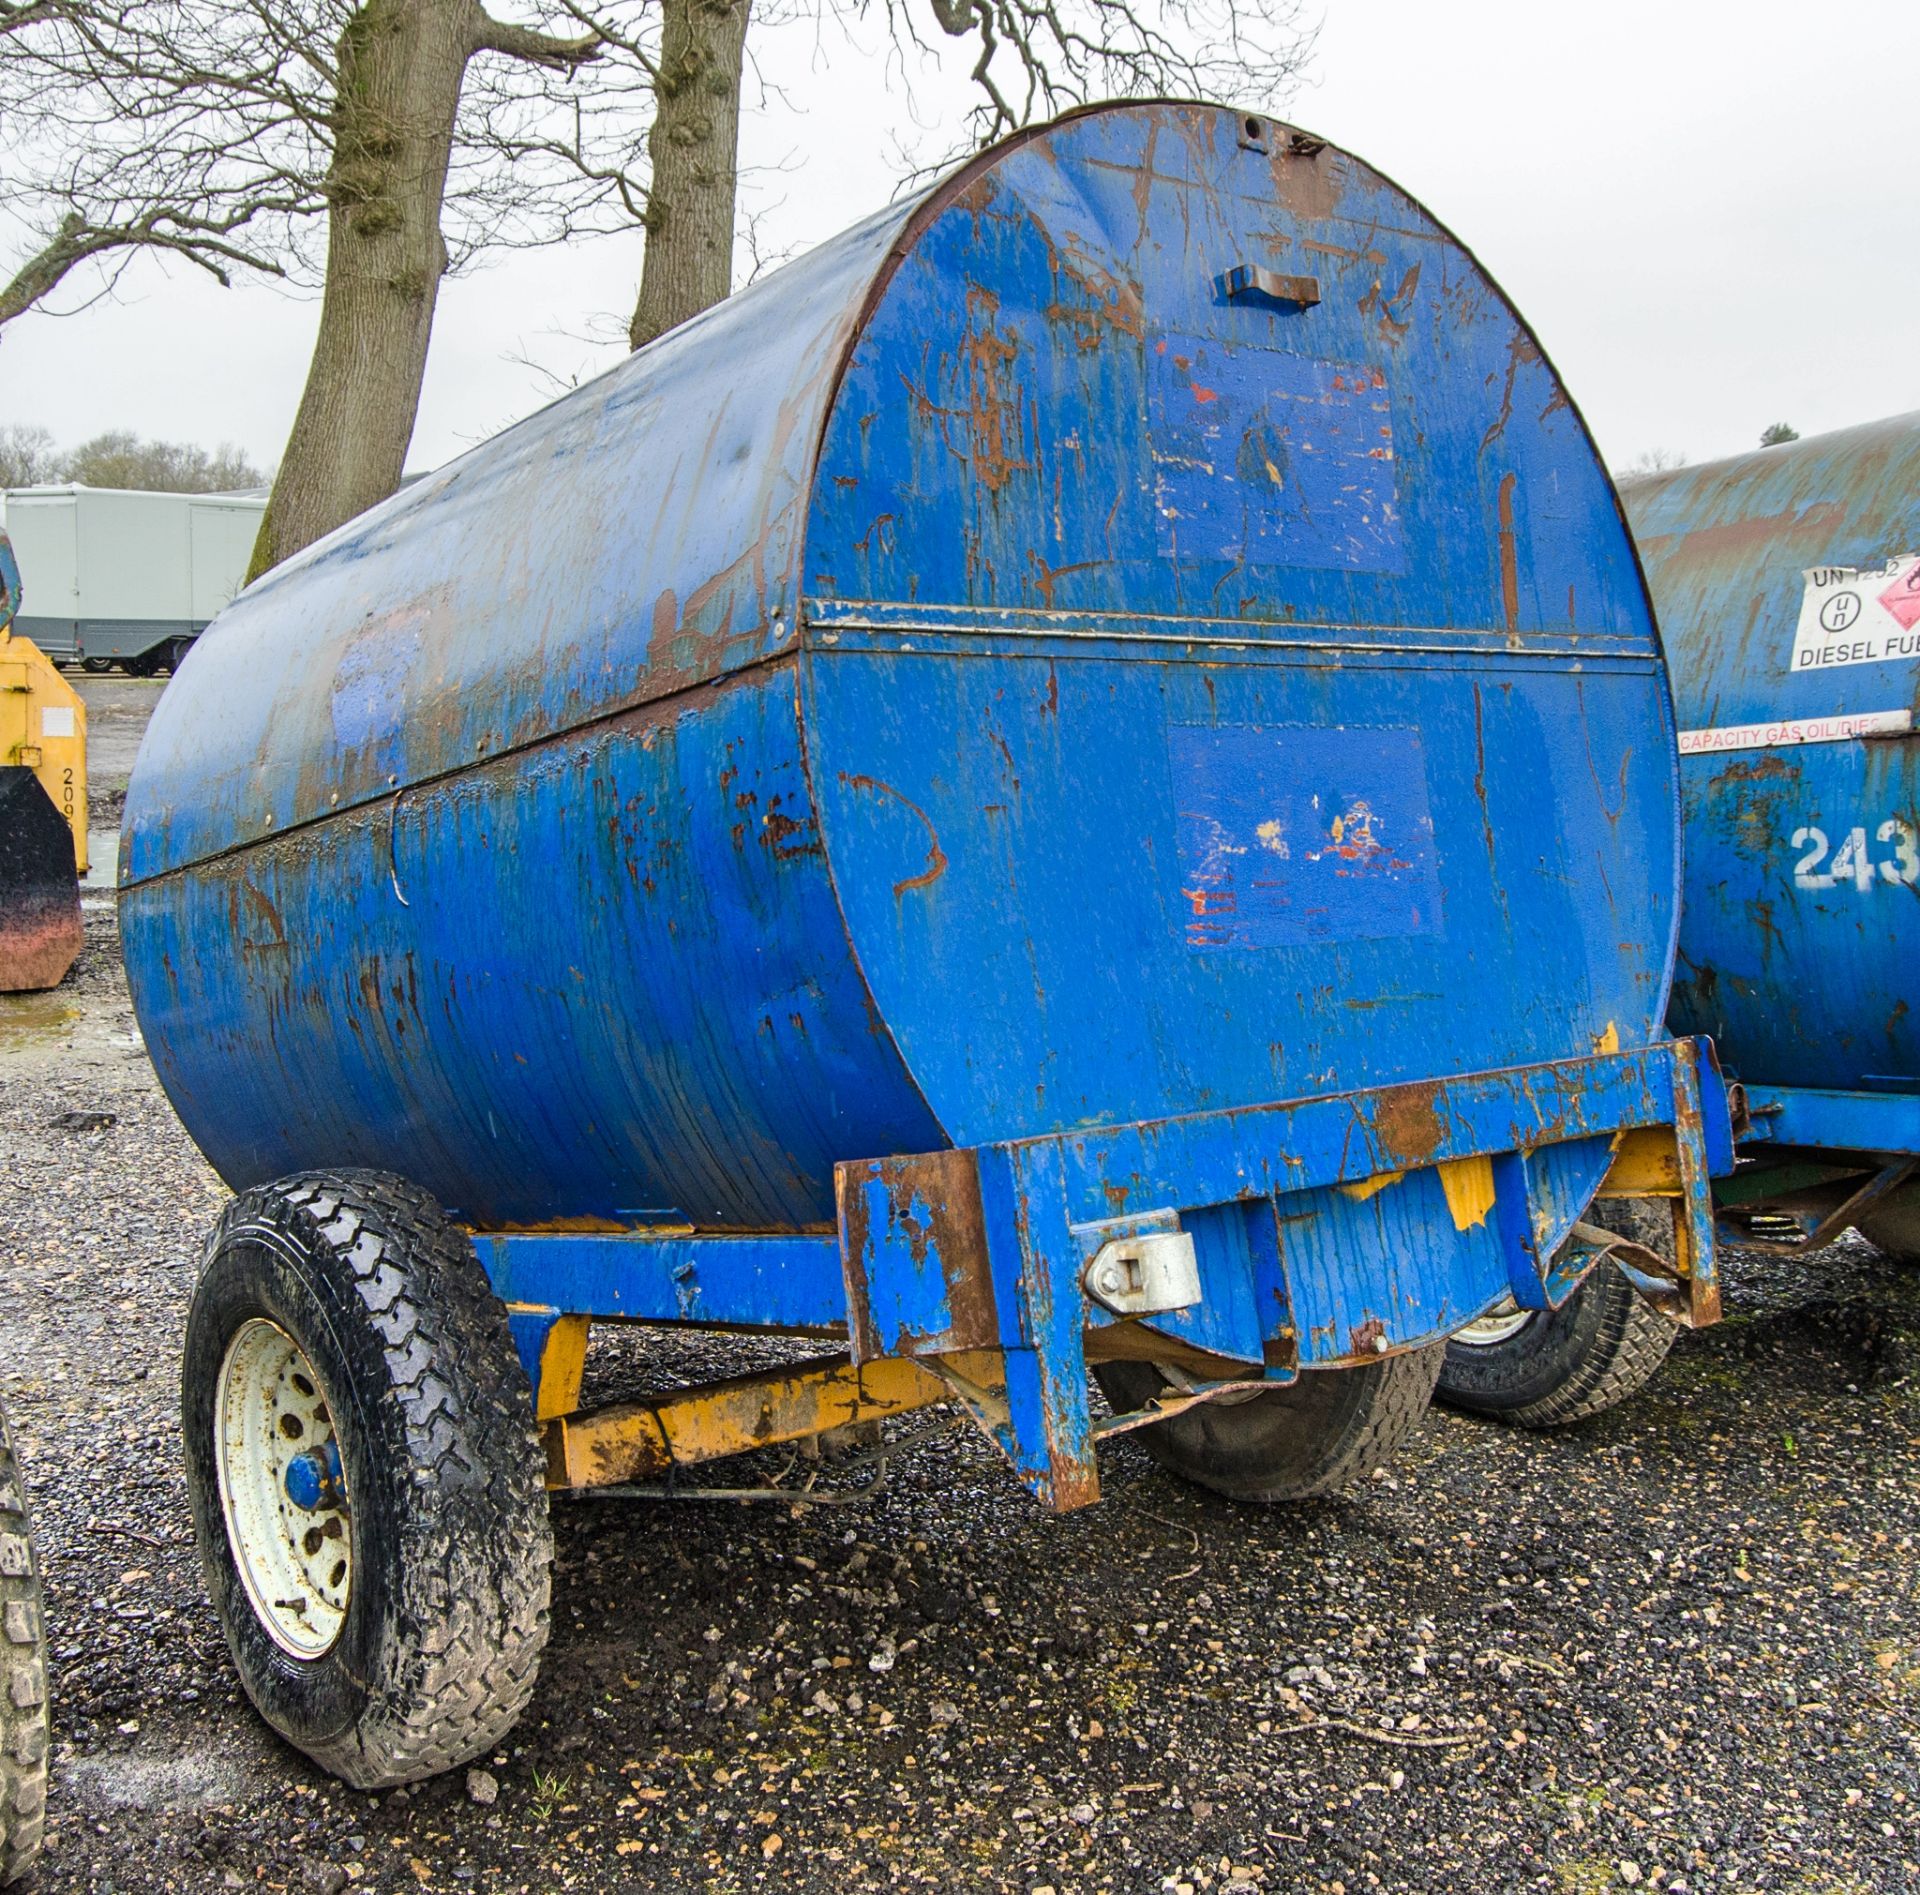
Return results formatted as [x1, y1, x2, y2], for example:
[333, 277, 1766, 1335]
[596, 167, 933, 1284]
[0, 199, 287, 329]
[471, 10, 604, 68]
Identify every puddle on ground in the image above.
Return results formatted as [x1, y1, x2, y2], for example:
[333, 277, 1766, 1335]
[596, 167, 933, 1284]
[0, 992, 84, 1054]
[0, 988, 144, 1075]
[82, 828, 119, 891]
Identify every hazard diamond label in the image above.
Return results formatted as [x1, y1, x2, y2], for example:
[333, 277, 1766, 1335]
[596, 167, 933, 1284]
[1792, 554, 1920, 670]
[1877, 560, 1920, 633]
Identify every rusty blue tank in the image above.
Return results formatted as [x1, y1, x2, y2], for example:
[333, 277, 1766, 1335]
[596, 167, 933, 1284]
[1623, 418, 1919, 1253]
[122, 102, 1726, 1513]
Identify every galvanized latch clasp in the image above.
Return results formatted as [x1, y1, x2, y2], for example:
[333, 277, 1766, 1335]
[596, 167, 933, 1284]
[1078, 1217, 1202, 1318]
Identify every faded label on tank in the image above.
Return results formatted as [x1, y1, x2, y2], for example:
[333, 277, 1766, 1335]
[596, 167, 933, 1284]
[1147, 338, 1402, 573]
[1792, 556, 1920, 671]
[1678, 707, 1913, 754]
[1170, 724, 1442, 950]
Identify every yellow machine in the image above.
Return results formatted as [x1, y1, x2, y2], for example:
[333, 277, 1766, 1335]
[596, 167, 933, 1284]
[0, 528, 87, 991]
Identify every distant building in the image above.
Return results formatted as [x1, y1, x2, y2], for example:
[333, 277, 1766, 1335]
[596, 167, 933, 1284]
[1, 484, 267, 673]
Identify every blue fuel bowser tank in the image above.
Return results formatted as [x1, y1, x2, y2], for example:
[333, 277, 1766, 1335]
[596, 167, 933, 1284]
[120, 101, 1727, 1787]
[1436, 418, 1920, 1428]
[1623, 418, 1920, 1259]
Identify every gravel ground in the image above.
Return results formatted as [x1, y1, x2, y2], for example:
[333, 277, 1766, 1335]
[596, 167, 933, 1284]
[3, 911, 1918, 1895]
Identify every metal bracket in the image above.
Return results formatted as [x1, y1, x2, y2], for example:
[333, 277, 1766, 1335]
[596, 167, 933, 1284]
[1564, 1220, 1694, 1325]
[1720, 1157, 1917, 1256]
[1079, 1227, 1201, 1317]
[1224, 263, 1320, 309]
[1093, 1360, 1275, 1438]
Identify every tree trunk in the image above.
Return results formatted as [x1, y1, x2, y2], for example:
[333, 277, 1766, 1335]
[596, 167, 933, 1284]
[627, 0, 750, 352]
[248, 0, 472, 581]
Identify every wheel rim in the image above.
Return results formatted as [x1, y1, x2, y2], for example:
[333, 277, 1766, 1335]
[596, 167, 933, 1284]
[214, 1318, 352, 1659]
[1452, 1300, 1536, 1347]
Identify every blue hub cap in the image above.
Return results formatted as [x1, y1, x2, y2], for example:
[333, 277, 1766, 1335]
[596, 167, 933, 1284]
[283, 1440, 344, 1513]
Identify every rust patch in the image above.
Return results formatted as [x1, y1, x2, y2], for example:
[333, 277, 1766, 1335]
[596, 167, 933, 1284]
[1710, 753, 1795, 787]
[1640, 499, 1848, 571]
[1130, 111, 1161, 230]
[1267, 131, 1339, 220]
[986, 730, 1021, 792]
[476, 1214, 632, 1235]
[651, 588, 678, 647]
[963, 286, 1030, 494]
[1357, 261, 1420, 344]
[759, 797, 824, 861]
[230, 879, 289, 960]
[853, 511, 896, 557]
[838, 773, 949, 899]
[1479, 331, 1543, 454]
[1301, 238, 1386, 268]
[1470, 683, 1503, 900]
[1026, 553, 1108, 610]
[950, 173, 998, 219]
[1347, 1316, 1386, 1356]
[356, 959, 383, 1023]
[1040, 248, 1145, 341]
[1371, 1080, 1447, 1167]
[838, 1148, 996, 1359]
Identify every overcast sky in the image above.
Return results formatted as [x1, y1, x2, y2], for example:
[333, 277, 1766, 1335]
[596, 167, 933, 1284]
[4, 0, 1916, 479]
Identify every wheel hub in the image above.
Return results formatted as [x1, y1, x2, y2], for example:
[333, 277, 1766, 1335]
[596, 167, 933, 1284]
[1452, 1299, 1537, 1347]
[214, 1319, 352, 1659]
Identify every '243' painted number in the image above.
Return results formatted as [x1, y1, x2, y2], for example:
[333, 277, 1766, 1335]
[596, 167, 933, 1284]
[1792, 819, 1919, 890]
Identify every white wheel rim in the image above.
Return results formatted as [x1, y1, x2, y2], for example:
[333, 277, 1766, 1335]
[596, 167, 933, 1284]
[1453, 1299, 1536, 1347]
[215, 1318, 351, 1659]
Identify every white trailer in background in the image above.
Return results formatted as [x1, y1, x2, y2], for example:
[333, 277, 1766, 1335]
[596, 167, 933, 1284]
[1, 484, 266, 673]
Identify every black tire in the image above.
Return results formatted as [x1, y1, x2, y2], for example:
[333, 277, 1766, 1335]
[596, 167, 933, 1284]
[1859, 1183, 1920, 1265]
[1095, 1345, 1444, 1502]
[0, 1397, 48, 1886]
[80, 657, 112, 675]
[183, 1170, 552, 1788]
[1436, 1201, 1676, 1427]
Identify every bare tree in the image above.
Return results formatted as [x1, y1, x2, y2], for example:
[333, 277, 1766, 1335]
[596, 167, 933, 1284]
[0, 1, 300, 330]
[626, 0, 752, 348]
[0, 207, 282, 332]
[249, 3, 622, 574]
[623, 0, 1312, 351]
[0, 425, 63, 489]
[1618, 447, 1689, 478]
[9, 0, 1308, 581]
[4, 0, 662, 576]
[914, 0, 1311, 145]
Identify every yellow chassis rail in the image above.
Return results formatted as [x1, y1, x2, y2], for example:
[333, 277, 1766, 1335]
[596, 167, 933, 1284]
[537, 1340, 951, 1490]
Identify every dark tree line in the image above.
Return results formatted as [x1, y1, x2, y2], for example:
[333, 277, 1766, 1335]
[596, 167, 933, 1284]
[0, 423, 267, 492]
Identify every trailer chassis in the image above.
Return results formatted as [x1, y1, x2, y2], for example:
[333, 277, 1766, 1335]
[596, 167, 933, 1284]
[483, 1038, 1734, 1513]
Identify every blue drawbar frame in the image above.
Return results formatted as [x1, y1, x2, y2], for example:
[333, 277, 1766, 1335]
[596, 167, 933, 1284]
[1718, 1083, 1918, 1251]
[485, 1036, 1732, 1512]
[1736, 1086, 1920, 1158]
